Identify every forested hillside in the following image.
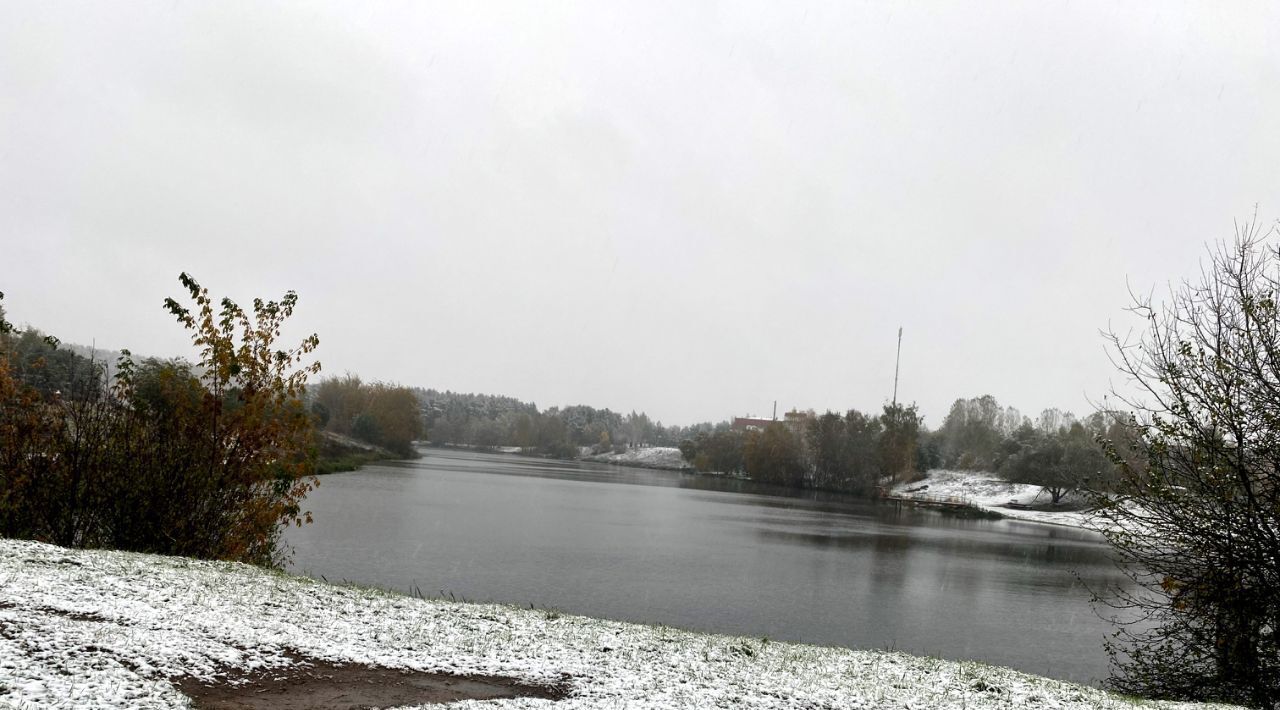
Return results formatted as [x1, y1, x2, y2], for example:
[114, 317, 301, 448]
[418, 388, 721, 456]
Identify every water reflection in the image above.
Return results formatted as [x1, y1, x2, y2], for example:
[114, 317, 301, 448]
[286, 448, 1124, 685]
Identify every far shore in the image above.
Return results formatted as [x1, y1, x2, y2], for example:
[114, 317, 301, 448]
[394, 445, 1099, 532]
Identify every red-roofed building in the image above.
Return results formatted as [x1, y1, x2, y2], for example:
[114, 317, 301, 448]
[731, 416, 775, 431]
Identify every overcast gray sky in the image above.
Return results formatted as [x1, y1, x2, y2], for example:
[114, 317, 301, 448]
[3, 1, 1278, 427]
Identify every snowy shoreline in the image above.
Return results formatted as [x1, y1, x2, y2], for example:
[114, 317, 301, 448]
[577, 445, 692, 471]
[891, 470, 1100, 531]
[421, 444, 693, 471]
[0, 538, 1238, 709]
[421, 450, 1106, 531]
[382, 450, 1096, 531]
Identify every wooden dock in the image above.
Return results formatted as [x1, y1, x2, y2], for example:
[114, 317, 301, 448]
[878, 491, 975, 510]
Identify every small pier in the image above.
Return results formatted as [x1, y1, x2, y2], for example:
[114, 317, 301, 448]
[878, 490, 975, 510]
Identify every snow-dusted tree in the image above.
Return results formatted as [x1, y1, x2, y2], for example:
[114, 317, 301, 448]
[997, 423, 1107, 505]
[1097, 221, 1280, 708]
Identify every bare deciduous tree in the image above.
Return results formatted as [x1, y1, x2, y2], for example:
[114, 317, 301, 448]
[1097, 219, 1280, 708]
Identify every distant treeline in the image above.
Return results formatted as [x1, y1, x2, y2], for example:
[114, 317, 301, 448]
[677, 404, 924, 494]
[417, 388, 721, 457]
[932, 395, 1138, 501]
[414, 388, 1128, 501]
[309, 375, 423, 457]
[678, 395, 1130, 500]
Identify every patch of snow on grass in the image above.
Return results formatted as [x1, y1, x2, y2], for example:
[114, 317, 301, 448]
[0, 539, 1238, 709]
[892, 470, 1099, 530]
[582, 446, 690, 470]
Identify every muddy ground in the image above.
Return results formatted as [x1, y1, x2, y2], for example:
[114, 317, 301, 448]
[175, 655, 565, 709]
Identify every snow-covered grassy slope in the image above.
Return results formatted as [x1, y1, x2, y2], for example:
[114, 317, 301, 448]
[0, 538, 1237, 709]
[580, 446, 691, 470]
[892, 470, 1097, 529]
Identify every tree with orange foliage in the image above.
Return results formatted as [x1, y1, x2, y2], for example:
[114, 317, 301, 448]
[153, 273, 321, 564]
[0, 276, 321, 566]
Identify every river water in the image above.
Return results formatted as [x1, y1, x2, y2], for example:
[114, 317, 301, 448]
[285, 448, 1125, 685]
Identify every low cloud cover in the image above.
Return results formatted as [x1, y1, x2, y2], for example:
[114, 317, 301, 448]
[3, 1, 1278, 426]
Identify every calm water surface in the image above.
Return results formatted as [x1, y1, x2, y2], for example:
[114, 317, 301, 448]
[286, 448, 1124, 684]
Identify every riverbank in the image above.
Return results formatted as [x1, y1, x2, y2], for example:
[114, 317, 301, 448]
[892, 470, 1097, 529]
[423, 442, 693, 471]
[578, 445, 691, 470]
[315, 431, 410, 475]
[335, 442, 1099, 531]
[0, 538, 1239, 709]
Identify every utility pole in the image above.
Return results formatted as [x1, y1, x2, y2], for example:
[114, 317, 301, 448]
[891, 327, 903, 409]
[772, 400, 777, 421]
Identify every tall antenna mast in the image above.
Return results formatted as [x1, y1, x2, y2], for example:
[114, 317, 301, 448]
[891, 327, 903, 408]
